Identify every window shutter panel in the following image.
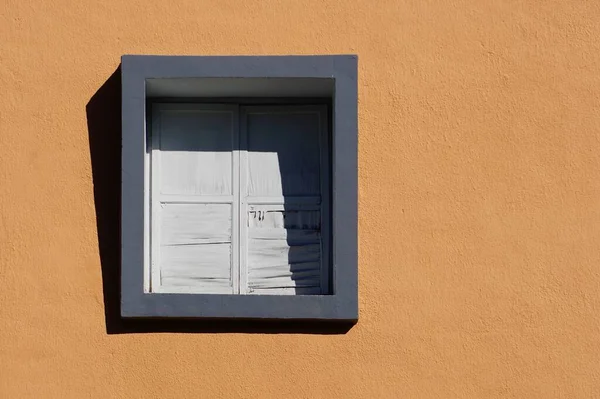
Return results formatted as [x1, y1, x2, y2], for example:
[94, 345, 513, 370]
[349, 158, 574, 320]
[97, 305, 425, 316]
[242, 107, 328, 295]
[151, 105, 237, 293]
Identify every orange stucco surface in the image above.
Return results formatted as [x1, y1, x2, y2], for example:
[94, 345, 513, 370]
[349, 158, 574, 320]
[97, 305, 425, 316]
[1, 0, 600, 397]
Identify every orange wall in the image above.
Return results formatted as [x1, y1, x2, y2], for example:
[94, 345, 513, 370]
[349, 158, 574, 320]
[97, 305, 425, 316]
[2, 0, 600, 397]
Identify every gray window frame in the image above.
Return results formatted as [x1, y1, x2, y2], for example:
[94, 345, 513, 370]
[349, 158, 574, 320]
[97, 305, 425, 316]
[121, 55, 358, 322]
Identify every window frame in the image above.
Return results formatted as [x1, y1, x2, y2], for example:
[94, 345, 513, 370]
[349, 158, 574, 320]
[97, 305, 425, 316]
[122, 55, 358, 321]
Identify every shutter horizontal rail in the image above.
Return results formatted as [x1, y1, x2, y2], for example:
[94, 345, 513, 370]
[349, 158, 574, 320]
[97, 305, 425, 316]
[160, 195, 234, 204]
[246, 196, 320, 205]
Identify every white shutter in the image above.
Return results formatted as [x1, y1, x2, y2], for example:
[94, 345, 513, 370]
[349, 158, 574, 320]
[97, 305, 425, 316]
[150, 104, 239, 294]
[148, 103, 329, 296]
[240, 106, 329, 295]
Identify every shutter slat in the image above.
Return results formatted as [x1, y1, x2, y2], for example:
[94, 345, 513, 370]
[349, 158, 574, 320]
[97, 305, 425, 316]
[248, 228, 321, 242]
[247, 209, 322, 291]
[251, 287, 322, 295]
[160, 203, 231, 245]
[160, 203, 232, 290]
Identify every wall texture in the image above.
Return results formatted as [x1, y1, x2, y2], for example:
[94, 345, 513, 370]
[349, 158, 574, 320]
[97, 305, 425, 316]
[1, 0, 600, 397]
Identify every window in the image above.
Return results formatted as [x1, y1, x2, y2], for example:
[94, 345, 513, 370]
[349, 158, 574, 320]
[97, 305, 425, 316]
[121, 55, 357, 321]
[149, 104, 330, 295]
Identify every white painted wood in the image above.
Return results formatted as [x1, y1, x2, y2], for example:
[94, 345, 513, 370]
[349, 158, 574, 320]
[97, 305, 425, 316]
[238, 111, 249, 294]
[248, 228, 321, 242]
[249, 262, 321, 287]
[247, 111, 321, 197]
[160, 203, 231, 245]
[248, 203, 320, 212]
[161, 244, 231, 279]
[158, 202, 233, 293]
[246, 207, 322, 293]
[159, 110, 234, 196]
[246, 196, 320, 205]
[152, 285, 232, 294]
[159, 194, 234, 204]
[248, 242, 321, 267]
[248, 208, 321, 230]
[160, 243, 231, 292]
[231, 105, 241, 294]
[250, 287, 322, 295]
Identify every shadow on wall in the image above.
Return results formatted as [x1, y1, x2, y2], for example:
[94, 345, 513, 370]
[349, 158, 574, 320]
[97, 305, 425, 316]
[86, 66, 352, 334]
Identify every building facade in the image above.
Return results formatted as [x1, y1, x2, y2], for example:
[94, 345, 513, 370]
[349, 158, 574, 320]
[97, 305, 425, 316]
[1, 1, 599, 397]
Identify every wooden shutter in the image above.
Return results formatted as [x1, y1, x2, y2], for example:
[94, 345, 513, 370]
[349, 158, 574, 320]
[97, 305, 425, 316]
[240, 106, 329, 295]
[150, 104, 239, 293]
[149, 103, 329, 296]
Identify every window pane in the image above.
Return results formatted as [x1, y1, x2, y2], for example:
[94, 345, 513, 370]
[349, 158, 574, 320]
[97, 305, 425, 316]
[247, 112, 321, 197]
[159, 203, 232, 293]
[159, 111, 233, 196]
[247, 208, 322, 294]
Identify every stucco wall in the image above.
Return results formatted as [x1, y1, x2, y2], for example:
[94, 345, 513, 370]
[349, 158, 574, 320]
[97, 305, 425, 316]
[1, 1, 599, 397]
